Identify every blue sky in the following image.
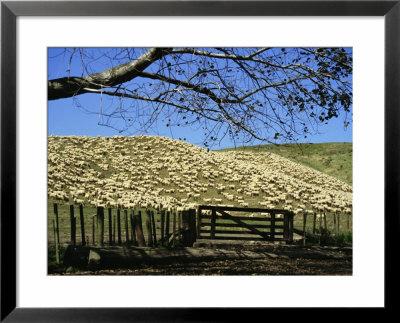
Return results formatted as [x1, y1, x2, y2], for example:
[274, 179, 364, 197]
[48, 48, 352, 149]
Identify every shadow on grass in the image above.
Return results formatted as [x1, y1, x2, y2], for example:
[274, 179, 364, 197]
[294, 230, 352, 247]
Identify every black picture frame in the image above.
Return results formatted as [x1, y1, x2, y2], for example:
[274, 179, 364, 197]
[1, 0, 398, 321]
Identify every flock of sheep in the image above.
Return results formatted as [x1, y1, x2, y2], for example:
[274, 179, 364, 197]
[48, 135, 352, 218]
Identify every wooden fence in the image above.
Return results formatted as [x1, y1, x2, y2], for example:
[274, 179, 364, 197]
[50, 203, 350, 264]
[295, 211, 353, 246]
[197, 205, 294, 243]
[51, 203, 197, 263]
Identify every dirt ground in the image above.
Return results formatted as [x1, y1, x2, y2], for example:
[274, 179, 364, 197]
[51, 245, 352, 276]
[59, 258, 352, 276]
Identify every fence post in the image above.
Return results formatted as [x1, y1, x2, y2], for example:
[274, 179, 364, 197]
[319, 213, 322, 245]
[145, 209, 153, 247]
[134, 210, 146, 247]
[182, 210, 188, 246]
[337, 212, 340, 235]
[160, 210, 165, 246]
[112, 212, 116, 244]
[151, 211, 157, 246]
[79, 204, 85, 246]
[130, 210, 136, 245]
[189, 209, 197, 245]
[303, 212, 307, 246]
[211, 208, 216, 239]
[172, 211, 177, 247]
[165, 211, 170, 240]
[70, 205, 76, 246]
[108, 208, 112, 244]
[319, 213, 322, 233]
[323, 211, 327, 233]
[270, 212, 275, 240]
[96, 210, 99, 240]
[53, 204, 60, 264]
[182, 210, 196, 246]
[52, 218, 56, 246]
[117, 208, 121, 245]
[196, 206, 202, 239]
[177, 211, 182, 241]
[97, 206, 104, 246]
[313, 212, 317, 235]
[289, 212, 294, 243]
[347, 212, 350, 230]
[124, 209, 129, 244]
[333, 212, 337, 236]
[283, 213, 289, 241]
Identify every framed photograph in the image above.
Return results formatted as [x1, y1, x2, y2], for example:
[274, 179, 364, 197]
[1, 0, 398, 321]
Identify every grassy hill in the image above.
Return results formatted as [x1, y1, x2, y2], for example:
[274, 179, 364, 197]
[218, 142, 352, 185]
[48, 135, 351, 212]
[48, 136, 352, 247]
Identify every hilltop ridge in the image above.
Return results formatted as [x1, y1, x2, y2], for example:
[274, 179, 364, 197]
[218, 142, 352, 185]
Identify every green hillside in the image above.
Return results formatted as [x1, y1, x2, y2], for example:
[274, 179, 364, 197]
[218, 142, 352, 185]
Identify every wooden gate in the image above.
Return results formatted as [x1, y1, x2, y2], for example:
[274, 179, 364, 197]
[197, 205, 294, 243]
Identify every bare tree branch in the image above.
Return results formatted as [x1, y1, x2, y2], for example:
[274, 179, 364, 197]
[48, 47, 352, 145]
